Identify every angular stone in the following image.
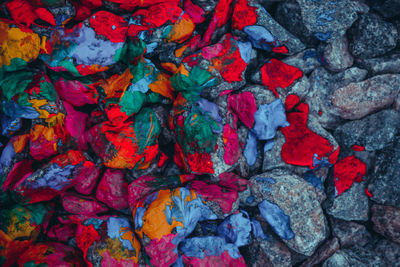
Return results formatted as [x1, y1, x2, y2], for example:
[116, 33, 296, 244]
[324, 181, 369, 221]
[263, 131, 287, 172]
[296, 0, 364, 41]
[323, 246, 386, 267]
[275, 1, 318, 46]
[360, 51, 400, 75]
[300, 238, 340, 267]
[250, 168, 328, 256]
[334, 109, 400, 151]
[323, 36, 353, 72]
[374, 239, 400, 266]
[331, 218, 371, 247]
[249, 0, 306, 55]
[242, 235, 292, 267]
[349, 14, 398, 59]
[368, 137, 400, 207]
[306, 67, 367, 129]
[282, 49, 321, 75]
[371, 204, 400, 244]
[331, 74, 400, 120]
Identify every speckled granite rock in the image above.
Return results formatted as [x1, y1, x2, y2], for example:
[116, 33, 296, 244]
[296, 0, 367, 41]
[368, 137, 400, 207]
[371, 204, 400, 244]
[331, 218, 371, 247]
[300, 238, 340, 267]
[324, 180, 369, 221]
[323, 36, 353, 72]
[250, 168, 328, 256]
[359, 51, 400, 75]
[334, 109, 400, 151]
[249, 0, 306, 55]
[323, 246, 386, 267]
[306, 67, 368, 129]
[349, 13, 398, 59]
[331, 74, 400, 120]
[374, 239, 400, 267]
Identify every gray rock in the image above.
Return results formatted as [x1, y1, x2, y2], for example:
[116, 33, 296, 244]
[248, 0, 306, 55]
[395, 93, 400, 111]
[282, 49, 322, 75]
[331, 74, 400, 120]
[334, 109, 400, 151]
[368, 137, 400, 207]
[331, 218, 371, 247]
[322, 250, 350, 267]
[279, 76, 310, 102]
[263, 131, 287, 172]
[374, 239, 400, 267]
[242, 235, 292, 267]
[275, 1, 319, 46]
[258, 237, 292, 267]
[296, 0, 365, 41]
[372, 0, 400, 19]
[371, 204, 400, 244]
[306, 67, 368, 129]
[250, 168, 328, 256]
[360, 51, 400, 75]
[349, 14, 398, 59]
[300, 238, 340, 267]
[323, 36, 354, 72]
[324, 181, 369, 221]
[323, 246, 386, 267]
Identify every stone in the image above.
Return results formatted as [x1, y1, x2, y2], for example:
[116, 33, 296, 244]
[242, 236, 292, 267]
[331, 74, 400, 120]
[296, 0, 365, 41]
[282, 49, 322, 75]
[248, 0, 306, 55]
[322, 250, 350, 267]
[395, 93, 400, 111]
[306, 67, 368, 129]
[275, 1, 319, 46]
[263, 131, 287, 172]
[359, 51, 400, 75]
[334, 109, 400, 151]
[324, 180, 369, 221]
[278, 76, 310, 102]
[372, 0, 400, 19]
[323, 246, 386, 267]
[371, 204, 400, 244]
[349, 14, 398, 59]
[374, 239, 400, 267]
[368, 136, 400, 207]
[323, 36, 353, 72]
[250, 168, 328, 256]
[300, 238, 340, 267]
[331, 218, 371, 247]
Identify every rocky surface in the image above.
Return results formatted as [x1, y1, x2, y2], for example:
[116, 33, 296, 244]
[331, 218, 371, 247]
[348, 13, 398, 59]
[334, 109, 400, 151]
[368, 137, 400, 207]
[331, 74, 400, 120]
[324, 180, 369, 221]
[323, 36, 354, 72]
[371, 204, 400, 244]
[323, 246, 386, 267]
[359, 51, 400, 75]
[1, 0, 400, 266]
[250, 169, 328, 256]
